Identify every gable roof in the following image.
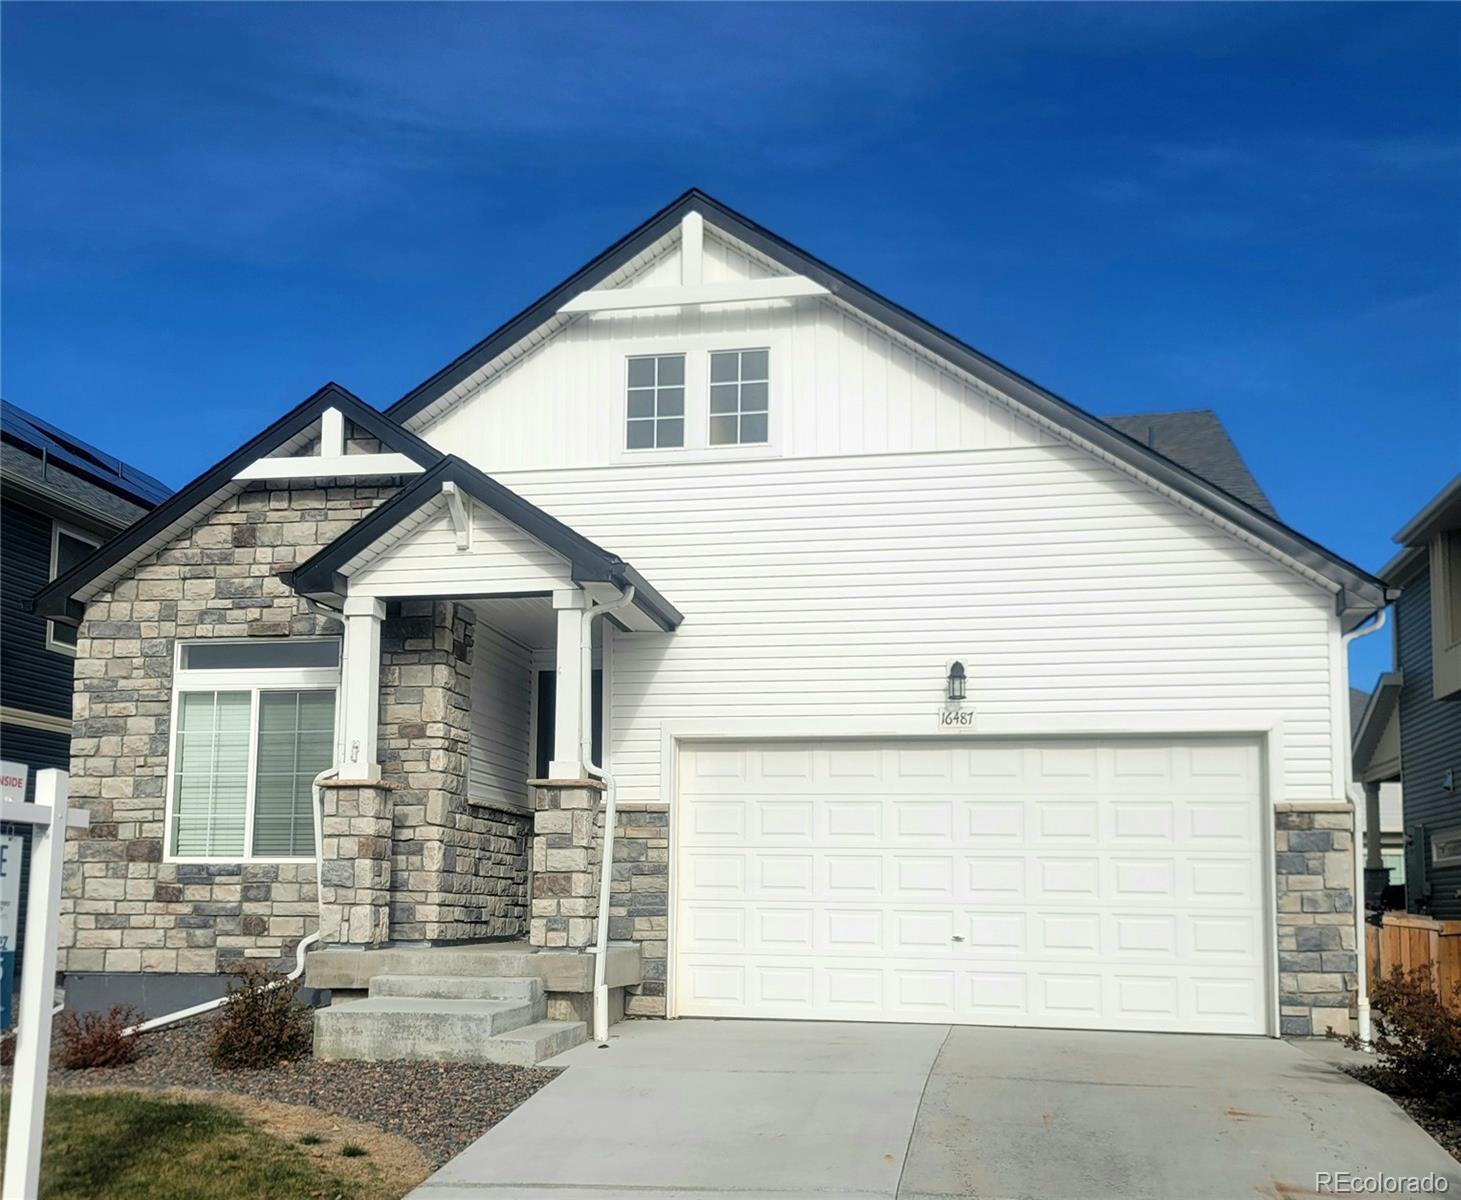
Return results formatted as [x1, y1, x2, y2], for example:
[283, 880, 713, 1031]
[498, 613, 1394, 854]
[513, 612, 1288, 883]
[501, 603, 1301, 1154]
[32, 383, 442, 621]
[1101, 410, 1277, 520]
[3, 398, 173, 509]
[386, 188, 1385, 629]
[1380, 473, 1461, 586]
[289, 455, 682, 632]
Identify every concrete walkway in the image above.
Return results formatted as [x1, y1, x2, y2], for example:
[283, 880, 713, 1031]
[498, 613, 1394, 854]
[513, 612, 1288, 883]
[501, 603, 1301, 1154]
[411, 1020, 1461, 1199]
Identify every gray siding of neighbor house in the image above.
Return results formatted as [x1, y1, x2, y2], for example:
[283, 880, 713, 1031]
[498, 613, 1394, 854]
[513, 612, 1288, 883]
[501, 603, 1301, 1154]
[1, 498, 74, 719]
[1398, 565, 1461, 917]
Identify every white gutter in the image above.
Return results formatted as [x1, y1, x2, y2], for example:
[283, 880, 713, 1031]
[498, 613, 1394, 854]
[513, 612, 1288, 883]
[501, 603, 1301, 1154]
[119, 765, 338, 1038]
[1342, 608, 1388, 1046]
[579, 585, 637, 1046]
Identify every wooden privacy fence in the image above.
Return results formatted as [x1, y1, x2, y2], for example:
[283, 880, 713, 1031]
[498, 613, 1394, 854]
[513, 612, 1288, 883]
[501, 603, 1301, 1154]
[1365, 912, 1461, 1008]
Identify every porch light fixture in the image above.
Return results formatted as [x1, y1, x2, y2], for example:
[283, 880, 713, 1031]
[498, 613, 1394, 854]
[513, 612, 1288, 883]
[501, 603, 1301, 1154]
[946, 661, 967, 703]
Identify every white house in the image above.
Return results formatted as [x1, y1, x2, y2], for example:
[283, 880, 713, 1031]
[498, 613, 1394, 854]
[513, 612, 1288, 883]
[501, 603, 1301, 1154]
[36, 191, 1387, 1058]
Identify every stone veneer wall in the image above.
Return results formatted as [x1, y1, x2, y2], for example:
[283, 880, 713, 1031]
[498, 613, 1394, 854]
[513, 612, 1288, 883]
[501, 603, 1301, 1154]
[607, 808, 669, 1017]
[61, 479, 400, 975]
[1275, 805, 1358, 1037]
[380, 600, 529, 943]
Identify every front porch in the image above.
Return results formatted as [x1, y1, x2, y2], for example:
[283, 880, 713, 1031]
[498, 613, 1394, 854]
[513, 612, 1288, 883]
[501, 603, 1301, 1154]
[282, 458, 681, 1061]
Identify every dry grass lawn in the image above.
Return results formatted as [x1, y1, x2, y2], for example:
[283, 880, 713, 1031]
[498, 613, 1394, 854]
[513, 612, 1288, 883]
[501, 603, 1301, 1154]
[1, 1089, 429, 1200]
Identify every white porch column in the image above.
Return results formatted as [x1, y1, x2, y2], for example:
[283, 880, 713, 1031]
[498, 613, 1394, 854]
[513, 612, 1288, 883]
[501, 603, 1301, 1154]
[549, 588, 590, 779]
[339, 595, 386, 782]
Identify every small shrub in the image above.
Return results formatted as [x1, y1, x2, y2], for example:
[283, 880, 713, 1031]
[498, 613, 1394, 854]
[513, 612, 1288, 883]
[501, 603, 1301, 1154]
[340, 1144, 368, 1158]
[1, 1031, 15, 1066]
[206, 962, 314, 1069]
[298, 1133, 324, 1146]
[1339, 964, 1461, 1113]
[55, 1005, 143, 1069]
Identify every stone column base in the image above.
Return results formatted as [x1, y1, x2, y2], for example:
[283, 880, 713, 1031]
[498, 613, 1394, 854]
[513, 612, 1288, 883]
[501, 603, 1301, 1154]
[1274, 803, 1357, 1038]
[529, 779, 605, 948]
[319, 780, 397, 948]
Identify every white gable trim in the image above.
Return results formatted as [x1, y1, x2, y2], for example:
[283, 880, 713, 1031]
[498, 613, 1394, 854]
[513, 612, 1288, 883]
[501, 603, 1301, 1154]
[233, 408, 426, 482]
[342, 492, 576, 600]
[403, 218, 1346, 605]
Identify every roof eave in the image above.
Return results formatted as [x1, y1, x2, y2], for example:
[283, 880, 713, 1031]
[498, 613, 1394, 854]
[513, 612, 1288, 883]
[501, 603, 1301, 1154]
[32, 383, 442, 620]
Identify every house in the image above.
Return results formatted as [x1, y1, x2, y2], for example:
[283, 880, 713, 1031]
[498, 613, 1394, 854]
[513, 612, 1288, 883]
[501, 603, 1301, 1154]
[1358, 477, 1461, 917]
[0, 400, 169, 992]
[1351, 684, 1405, 907]
[33, 190, 1387, 1053]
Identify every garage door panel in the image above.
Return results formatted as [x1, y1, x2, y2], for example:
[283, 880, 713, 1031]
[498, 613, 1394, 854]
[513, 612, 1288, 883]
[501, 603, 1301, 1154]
[676, 738, 1269, 1035]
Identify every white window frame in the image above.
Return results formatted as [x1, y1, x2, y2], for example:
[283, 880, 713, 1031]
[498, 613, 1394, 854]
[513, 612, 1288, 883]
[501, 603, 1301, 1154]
[1432, 825, 1461, 868]
[611, 332, 784, 465]
[707, 347, 771, 447]
[163, 639, 342, 864]
[624, 352, 688, 452]
[46, 522, 102, 656]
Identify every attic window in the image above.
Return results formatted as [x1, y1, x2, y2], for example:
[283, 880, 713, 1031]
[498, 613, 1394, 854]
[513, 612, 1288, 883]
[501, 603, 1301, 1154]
[626, 354, 685, 450]
[709, 349, 769, 446]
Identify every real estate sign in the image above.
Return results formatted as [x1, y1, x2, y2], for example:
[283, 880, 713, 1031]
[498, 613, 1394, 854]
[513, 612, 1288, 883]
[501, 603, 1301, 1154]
[0, 761, 29, 1030]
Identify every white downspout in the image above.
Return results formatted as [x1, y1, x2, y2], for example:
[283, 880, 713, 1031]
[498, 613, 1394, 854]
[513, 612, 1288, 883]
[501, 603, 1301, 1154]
[579, 585, 637, 1046]
[1342, 608, 1388, 1046]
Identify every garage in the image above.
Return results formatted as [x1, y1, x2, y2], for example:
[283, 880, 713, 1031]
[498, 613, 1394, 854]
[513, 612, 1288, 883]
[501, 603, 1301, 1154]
[674, 738, 1269, 1035]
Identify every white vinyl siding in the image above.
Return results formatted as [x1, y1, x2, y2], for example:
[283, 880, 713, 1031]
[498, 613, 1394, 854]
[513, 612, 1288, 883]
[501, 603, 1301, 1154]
[469, 621, 534, 811]
[423, 274, 1052, 472]
[348, 495, 574, 598]
[482, 442, 1336, 807]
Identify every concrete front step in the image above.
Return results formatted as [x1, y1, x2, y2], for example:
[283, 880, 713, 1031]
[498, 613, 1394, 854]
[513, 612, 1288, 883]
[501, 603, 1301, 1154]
[314, 994, 556, 1063]
[481, 1019, 588, 1067]
[304, 941, 641, 994]
[369, 974, 544, 1003]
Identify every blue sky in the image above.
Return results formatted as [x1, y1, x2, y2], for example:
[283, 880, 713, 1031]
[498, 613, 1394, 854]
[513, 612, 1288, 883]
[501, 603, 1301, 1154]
[3, 2, 1458, 687]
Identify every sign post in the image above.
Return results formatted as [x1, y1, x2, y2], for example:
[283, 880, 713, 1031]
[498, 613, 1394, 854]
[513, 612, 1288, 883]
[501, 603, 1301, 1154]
[1, 770, 83, 1200]
[0, 760, 30, 1031]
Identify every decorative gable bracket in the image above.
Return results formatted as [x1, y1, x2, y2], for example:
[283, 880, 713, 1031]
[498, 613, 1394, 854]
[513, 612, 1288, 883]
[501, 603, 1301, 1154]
[233, 406, 427, 482]
[557, 212, 829, 316]
[441, 480, 471, 551]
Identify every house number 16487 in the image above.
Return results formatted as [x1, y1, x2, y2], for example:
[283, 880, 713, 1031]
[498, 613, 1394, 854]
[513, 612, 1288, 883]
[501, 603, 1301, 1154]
[938, 707, 975, 728]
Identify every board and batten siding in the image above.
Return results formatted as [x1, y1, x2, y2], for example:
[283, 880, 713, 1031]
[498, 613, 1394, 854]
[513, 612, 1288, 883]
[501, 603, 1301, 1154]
[1396, 566, 1461, 918]
[469, 443, 1340, 808]
[423, 270, 1056, 474]
[468, 620, 534, 811]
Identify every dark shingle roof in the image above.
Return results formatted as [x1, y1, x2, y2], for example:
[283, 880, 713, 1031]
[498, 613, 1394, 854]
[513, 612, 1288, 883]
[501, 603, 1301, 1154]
[1101, 410, 1277, 520]
[1, 399, 172, 508]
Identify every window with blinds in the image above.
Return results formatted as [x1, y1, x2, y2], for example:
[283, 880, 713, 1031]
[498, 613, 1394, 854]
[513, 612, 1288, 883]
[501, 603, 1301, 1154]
[166, 641, 339, 861]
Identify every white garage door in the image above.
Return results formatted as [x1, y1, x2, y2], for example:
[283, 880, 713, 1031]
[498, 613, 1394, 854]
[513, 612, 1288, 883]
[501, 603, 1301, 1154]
[674, 738, 1269, 1034]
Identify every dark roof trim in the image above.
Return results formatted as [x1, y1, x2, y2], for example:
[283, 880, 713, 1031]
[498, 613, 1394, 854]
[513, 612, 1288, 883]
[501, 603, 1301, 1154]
[32, 383, 443, 620]
[290, 455, 682, 632]
[388, 192, 696, 422]
[389, 188, 1385, 626]
[1393, 473, 1461, 547]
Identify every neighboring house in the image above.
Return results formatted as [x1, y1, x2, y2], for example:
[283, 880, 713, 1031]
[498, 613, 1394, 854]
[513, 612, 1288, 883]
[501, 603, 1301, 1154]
[1360, 477, 1461, 917]
[34, 190, 1387, 1050]
[0, 401, 169, 988]
[1351, 683, 1405, 904]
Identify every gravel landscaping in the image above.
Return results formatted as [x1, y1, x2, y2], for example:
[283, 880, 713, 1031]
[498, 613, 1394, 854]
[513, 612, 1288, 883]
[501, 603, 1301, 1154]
[1342, 1064, 1461, 1165]
[15, 1017, 560, 1170]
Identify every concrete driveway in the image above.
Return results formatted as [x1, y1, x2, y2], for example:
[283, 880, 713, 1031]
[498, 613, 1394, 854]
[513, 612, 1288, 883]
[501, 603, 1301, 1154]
[412, 1020, 1461, 1200]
